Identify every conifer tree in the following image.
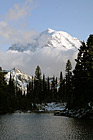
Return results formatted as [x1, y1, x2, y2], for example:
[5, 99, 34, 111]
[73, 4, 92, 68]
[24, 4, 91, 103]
[58, 71, 64, 101]
[8, 73, 16, 110]
[0, 67, 8, 113]
[34, 65, 42, 103]
[35, 65, 42, 80]
[47, 76, 50, 92]
[42, 74, 47, 102]
[71, 35, 93, 108]
[51, 76, 57, 101]
[65, 60, 72, 104]
[60, 71, 63, 85]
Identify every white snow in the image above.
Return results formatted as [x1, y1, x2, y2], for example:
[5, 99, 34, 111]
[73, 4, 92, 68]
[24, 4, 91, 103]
[37, 102, 67, 112]
[8, 28, 81, 52]
[4, 67, 32, 94]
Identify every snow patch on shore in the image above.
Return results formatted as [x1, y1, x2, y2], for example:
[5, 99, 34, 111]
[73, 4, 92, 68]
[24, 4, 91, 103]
[36, 102, 67, 112]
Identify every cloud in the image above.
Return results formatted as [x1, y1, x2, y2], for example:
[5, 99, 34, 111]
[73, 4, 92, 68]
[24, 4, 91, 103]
[0, 48, 78, 77]
[0, 21, 39, 47]
[0, 0, 38, 49]
[5, 0, 35, 21]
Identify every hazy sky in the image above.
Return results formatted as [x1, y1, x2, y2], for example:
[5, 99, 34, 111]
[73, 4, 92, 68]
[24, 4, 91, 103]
[0, 0, 93, 50]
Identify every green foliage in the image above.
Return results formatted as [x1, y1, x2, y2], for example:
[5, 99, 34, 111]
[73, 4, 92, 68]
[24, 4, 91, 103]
[65, 60, 72, 101]
[35, 65, 42, 80]
[60, 71, 63, 84]
[0, 68, 15, 113]
[68, 35, 93, 108]
[65, 60, 72, 73]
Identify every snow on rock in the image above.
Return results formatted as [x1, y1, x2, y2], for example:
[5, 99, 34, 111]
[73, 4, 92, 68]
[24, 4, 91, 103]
[4, 67, 32, 93]
[8, 28, 82, 52]
[36, 102, 67, 112]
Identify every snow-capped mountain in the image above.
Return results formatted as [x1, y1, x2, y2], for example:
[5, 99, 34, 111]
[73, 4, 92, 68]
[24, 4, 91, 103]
[4, 67, 32, 93]
[6, 28, 82, 77]
[8, 28, 81, 52]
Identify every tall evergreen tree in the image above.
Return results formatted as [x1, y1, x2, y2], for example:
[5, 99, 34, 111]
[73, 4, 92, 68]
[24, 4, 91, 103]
[65, 60, 72, 103]
[60, 71, 63, 85]
[35, 65, 42, 80]
[34, 66, 42, 103]
[0, 68, 16, 113]
[70, 35, 93, 108]
[47, 77, 50, 92]
[51, 76, 57, 101]
[58, 71, 64, 101]
[0, 67, 8, 114]
[42, 74, 47, 102]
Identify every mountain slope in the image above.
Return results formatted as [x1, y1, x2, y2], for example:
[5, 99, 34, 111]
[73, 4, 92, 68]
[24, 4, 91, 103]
[4, 67, 32, 93]
[8, 28, 82, 52]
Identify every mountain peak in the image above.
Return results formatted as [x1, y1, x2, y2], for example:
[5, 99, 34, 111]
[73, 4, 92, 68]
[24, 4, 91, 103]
[47, 28, 55, 33]
[8, 28, 82, 52]
[5, 68, 32, 93]
[11, 67, 22, 74]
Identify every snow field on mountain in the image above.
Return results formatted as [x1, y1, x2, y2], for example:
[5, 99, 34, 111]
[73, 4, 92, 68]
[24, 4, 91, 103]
[9, 28, 81, 52]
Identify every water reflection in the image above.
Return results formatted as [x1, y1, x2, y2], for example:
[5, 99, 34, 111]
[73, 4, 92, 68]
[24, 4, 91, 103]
[0, 113, 93, 140]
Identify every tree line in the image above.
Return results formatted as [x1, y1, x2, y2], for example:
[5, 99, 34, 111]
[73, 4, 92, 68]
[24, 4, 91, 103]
[0, 35, 93, 114]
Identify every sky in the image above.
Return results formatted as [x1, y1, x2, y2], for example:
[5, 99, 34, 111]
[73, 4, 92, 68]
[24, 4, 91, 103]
[0, 0, 93, 76]
[0, 0, 93, 50]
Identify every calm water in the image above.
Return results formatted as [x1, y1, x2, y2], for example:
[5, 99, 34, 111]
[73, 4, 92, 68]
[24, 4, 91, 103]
[0, 113, 93, 140]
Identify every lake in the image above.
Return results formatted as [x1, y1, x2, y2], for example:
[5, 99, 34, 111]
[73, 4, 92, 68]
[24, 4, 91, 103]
[0, 113, 93, 140]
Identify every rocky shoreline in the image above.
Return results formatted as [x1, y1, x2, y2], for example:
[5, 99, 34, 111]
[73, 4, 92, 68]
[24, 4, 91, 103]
[54, 108, 93, 119]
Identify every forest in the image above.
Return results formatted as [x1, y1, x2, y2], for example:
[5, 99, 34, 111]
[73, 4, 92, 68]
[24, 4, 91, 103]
[0, 35, 93, 114]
